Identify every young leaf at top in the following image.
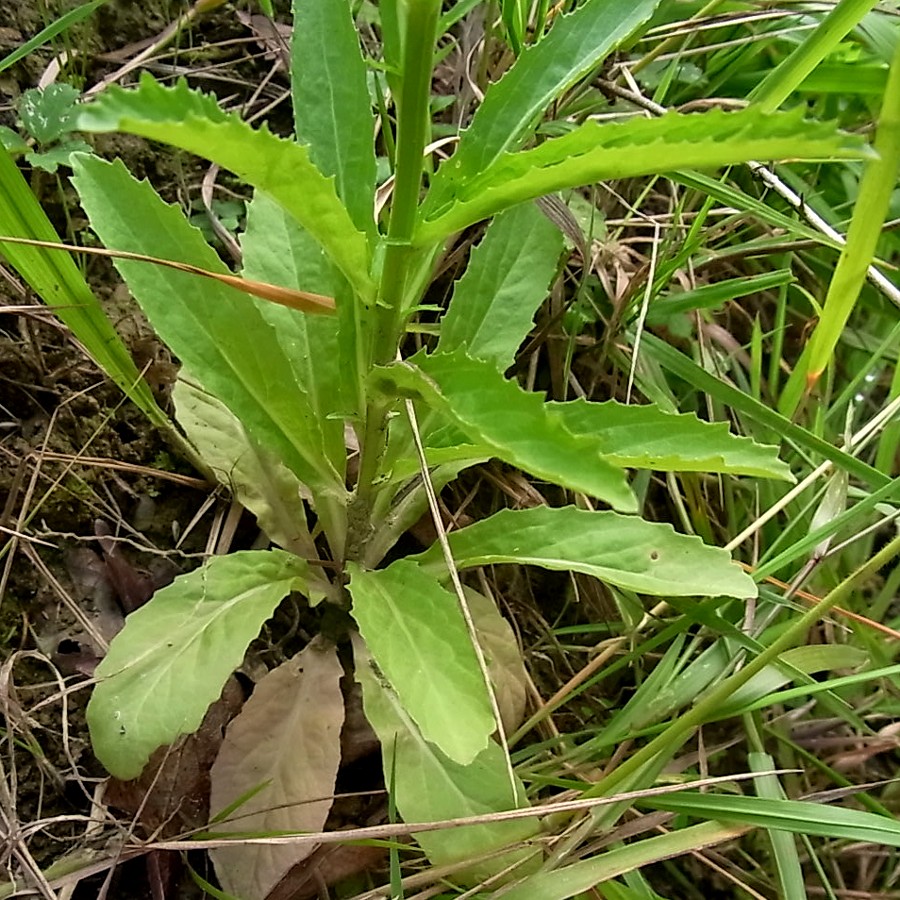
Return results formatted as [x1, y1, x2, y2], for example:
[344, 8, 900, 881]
[370, 351, 637, 512]
[426, 0, 662, 207]
[71, 155, 349, 549]
[348, 560, 495, 765]
[209, 638, 344, 900]
[353, 635, 539, 879]
[550, 398, 794, 480]
[412, 506, 756, 599]
[88, 549, 309, 781]
[73, 74, 374, 303]
[419, 107, 872, 243]
[437, 201, 564, 372]
[291, 0, 376, 235]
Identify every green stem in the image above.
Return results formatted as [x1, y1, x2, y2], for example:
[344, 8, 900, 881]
[350, 0, 439, 557]
[375, 0, 440, 364]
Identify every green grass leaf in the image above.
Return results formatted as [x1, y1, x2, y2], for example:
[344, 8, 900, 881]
[550, 398, 794, 480]
[71, 156, 350, 545]
[437, 202, 563, 371]
[412, 506, 756, 598]
[88, 549, 308, 780]
[371, 351, 637, 512]
[348, 561, 494, 765]
[291, 0, 376, 235]
[499, 821, 745, 900]
[642, 793, 900, 848]
[74, 73, 374, 304]
[420, 107, 872, 243]
[0, 149, 166, 429]
[782, 38, 900, 411]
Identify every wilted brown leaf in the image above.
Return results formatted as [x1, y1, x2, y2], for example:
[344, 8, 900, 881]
[209, 638, 345, 900]
[464, 587, 528, 734]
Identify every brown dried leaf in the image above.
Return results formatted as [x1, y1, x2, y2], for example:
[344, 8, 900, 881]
[209, 638, 345, 900]
[464, 587, 528, 734]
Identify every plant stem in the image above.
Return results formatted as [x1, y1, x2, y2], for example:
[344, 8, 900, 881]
[375, 0, 440, 365]
[350, 0, 439, 558]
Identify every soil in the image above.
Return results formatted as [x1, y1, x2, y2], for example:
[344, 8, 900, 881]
[0, 3, 300, 897]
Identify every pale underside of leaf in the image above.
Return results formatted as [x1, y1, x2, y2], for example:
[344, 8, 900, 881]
[209, 638, 344, 900]
[87, 550, 309, 780]
[352, 634, 539, 880]
[348, 560, 495, 765]
[172, 377, 318, 561]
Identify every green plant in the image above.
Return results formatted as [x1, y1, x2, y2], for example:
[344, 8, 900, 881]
[6, 0, 892, 894]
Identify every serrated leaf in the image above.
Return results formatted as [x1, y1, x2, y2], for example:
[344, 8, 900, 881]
[348, 560, 494, 764]
[88, 549, 309, 780]
[209, 639, 344, 900]
[427, 0, 661, 207]
[353, 634, 539, 878]
[172, 377, 317, 560]
[18, 83, 79, 143]
[371, 351, 636, 512]
[412, 506, 756, 599]
[71, 155, 349, 545]
[437, 202, 563, 371]
[291, 0, 376, 234]
[74, 74, 374, 303]
[420, 108, 872, 243]
[550, 398, 793, 480]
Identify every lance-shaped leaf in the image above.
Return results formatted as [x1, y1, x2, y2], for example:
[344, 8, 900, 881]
[353, 635, 539, 878]
[419, 107, 871, 243]
[209, 639, 344, 900]
[88, 549, 309, 780]
[550, 398, 793, 480]
[291, 0, 376, 235]
[426, 0, 661, 207]
[71, 156, 349, 544]
[437, 202, 564, 372]
[74, 74, 374, 303]
[370, 351, 636, 512]
[412, 506, 756, 598]
[348, 560, 494, 765]
[240, 191, 347, 476]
